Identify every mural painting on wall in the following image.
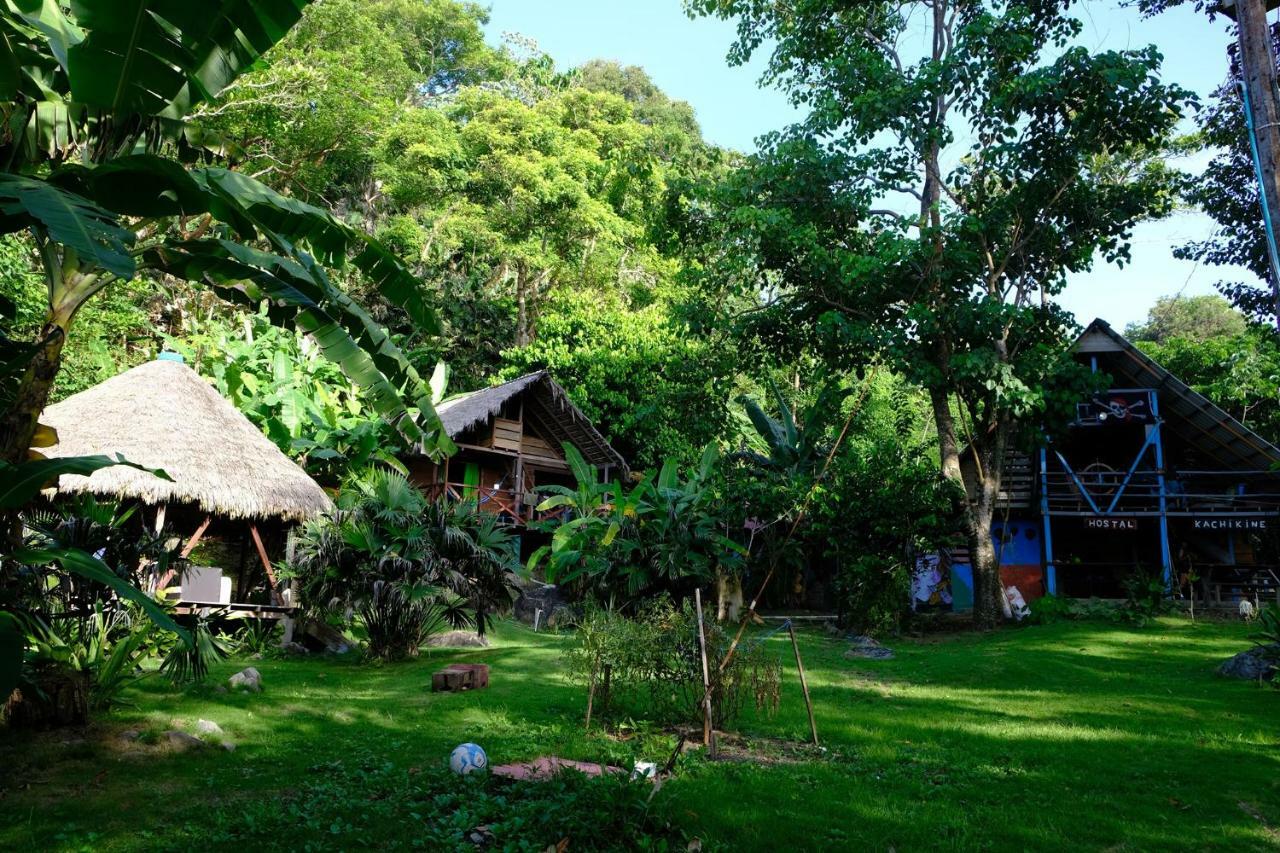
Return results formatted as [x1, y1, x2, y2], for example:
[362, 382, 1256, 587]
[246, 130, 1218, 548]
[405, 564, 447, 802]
[912, 553, 952, 609]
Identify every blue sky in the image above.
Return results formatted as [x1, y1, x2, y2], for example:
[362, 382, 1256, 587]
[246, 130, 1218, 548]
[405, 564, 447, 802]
[483, 1, 1254, 330]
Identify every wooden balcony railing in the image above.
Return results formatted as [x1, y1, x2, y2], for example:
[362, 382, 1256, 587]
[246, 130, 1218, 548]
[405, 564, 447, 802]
[424, 482, 571, 525]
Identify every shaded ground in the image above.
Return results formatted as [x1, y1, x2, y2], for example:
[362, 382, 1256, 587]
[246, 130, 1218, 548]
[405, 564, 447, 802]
[1, 617, 1277, 851]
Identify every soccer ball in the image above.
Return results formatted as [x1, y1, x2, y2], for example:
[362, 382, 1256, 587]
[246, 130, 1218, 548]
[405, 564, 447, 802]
[449, 742, 488, 775]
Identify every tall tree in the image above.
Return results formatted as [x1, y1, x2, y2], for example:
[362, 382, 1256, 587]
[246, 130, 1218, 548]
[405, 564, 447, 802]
[690, 0, 1191, 627]
[1125, 294, 1247, 343]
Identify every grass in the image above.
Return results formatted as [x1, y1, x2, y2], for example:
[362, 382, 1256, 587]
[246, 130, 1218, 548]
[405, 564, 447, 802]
[1, 616, 1277, 851]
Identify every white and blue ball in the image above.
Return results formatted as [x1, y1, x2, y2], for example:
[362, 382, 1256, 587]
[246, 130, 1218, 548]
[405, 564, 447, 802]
[449, 742, 488, 775]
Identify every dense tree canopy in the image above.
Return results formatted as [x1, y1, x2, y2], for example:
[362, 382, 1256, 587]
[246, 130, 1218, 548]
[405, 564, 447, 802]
[689, 0, 1192, 626]
[1125, 294, 1248, 343]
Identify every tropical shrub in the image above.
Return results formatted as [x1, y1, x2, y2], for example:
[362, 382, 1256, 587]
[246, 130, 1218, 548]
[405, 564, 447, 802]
[358, 581, 463, 662]
[288, 468, 520, 658]
[564, 597, 780, 731]
[7, 604, 155, 727]
[529, 445, 745, 607]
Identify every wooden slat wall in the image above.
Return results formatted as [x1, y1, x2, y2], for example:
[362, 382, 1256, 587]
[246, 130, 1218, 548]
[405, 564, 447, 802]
[489, 417, 522, 451]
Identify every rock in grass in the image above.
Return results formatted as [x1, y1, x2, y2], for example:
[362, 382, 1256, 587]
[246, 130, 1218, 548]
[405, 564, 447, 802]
[845, 636, 895, 660]
[229, 667, 262, 693]
[1217, 644, 1279, 681]
[164, 731, 207, 752]
[426, 631, 489, 648]
[195, 719, 224, 736]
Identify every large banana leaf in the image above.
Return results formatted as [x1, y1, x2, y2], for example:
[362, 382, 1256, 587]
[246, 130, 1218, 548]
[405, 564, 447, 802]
[142, 239, 453, 455]
[0, 172, 133, 277]
[62, 0, 310, 118]
[192, 168, 438, 334]
[12, 545, 189, 642]
[46, 157, 437, 336]
[0, 452, 170, 509]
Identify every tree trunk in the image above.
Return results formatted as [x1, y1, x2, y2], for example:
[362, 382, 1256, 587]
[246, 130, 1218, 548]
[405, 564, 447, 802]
[929, 384, 1006, 630]
[0, 318, 69, 465]
[716, 570, 743, 622]
[1236, 0, 1280, 326]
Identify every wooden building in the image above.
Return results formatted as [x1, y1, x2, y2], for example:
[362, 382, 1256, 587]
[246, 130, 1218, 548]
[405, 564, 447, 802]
[39, 354, 333, 612]
[405, 371, 626, 524]
[950, 319, 1280, 609]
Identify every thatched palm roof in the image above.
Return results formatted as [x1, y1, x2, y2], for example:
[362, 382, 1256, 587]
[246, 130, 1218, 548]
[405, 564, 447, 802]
[435, 371, 626, 469]
[40, 358, 333, 522]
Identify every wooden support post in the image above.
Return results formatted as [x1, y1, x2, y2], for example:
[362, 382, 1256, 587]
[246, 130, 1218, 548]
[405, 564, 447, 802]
[180, 515, 212, 558]
[1234, 0, 1280, 327]
[787, 622, 818, 747]
[695, 588, 717, 756]
[249, 523, 280, 603]
[156, 514, 212, 591]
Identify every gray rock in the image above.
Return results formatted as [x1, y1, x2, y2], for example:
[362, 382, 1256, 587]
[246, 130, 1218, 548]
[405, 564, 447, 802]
[280, 641, 309, 655]
[119, 729, 141, 741]
[512, 578, 574, 628]
[1217, 644, 1279, 681]
[164, 730, 207, 751]
[228, 667, 262, 693]
[845, 647, 895, 660]
[426, 630, 490, 648]
[195, 719, 224, 736]
[221, 741, 237, 752]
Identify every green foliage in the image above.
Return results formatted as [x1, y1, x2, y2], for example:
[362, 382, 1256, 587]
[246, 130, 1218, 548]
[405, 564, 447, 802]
[565, 598, 781, 730]
[160, 615, 229, 686]
[0, 0, 453, 469]
[530, 444, 744, 604]
[689, 0, 1191, 625]
[1028, 594, 1077, 625]
[18, 605, 154, 714]
[1249, 603, 1280, 648]
[166, 308, 412, 484]
[289, 468, 520, 654]
[1125, 295, 1247, 344]
[502, 288, 735, 468]
[1136, 325, 1280, 446]
[358, 581, 459, 662]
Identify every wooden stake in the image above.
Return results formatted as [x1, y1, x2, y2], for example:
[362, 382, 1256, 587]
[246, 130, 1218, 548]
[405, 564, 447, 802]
[695, 588, 717, 757]
[787, 622, 818, 747]
[584, 657, 598, 730]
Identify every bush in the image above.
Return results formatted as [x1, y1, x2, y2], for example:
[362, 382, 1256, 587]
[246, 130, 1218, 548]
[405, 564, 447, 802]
[1028, 593, 1077, 625]
[564, 597, 780, 731]
[288, 468, 520, 659]
[359, 582, 460, 662]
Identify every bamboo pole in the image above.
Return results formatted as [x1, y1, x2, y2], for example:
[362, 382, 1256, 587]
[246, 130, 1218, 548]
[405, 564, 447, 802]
[787, 622, 818, 747]
[694, 588, 717, 756]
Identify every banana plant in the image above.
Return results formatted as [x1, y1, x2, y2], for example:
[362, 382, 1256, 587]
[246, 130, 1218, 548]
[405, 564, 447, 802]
[0, 1, 454, 465]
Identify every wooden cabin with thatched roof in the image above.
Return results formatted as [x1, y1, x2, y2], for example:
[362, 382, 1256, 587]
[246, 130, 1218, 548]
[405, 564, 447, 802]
[406, 371, 625, 525]
[39, 354, 332, 612]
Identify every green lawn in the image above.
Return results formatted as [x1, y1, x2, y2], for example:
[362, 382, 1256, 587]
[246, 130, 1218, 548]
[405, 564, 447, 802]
[1, 617, 1277, 851]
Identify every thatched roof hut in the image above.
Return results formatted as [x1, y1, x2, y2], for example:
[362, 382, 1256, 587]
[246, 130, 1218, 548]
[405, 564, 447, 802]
[40, 358, 332, 522]
[435, 371, 625, 470]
